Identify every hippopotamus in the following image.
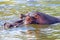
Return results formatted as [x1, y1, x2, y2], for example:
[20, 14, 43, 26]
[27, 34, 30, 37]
[4, 11, 60, 29]
[24, 11, 60, 25]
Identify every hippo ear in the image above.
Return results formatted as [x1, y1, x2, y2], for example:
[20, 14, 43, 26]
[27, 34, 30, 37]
[19, 14, 26, 19]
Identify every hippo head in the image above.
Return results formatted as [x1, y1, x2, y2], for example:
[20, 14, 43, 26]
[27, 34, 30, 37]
[19, 12, 47, 25]
[24, 12, 40, 24]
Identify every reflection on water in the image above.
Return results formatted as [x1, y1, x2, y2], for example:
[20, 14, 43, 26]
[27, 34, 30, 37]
[0, 24, 60, 40]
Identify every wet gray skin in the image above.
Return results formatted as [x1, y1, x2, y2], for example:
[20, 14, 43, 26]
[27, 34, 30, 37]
[24, 11, 60, 25]
[4, 11, 60, 29]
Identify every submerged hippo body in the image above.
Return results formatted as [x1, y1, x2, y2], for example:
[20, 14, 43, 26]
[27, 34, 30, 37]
[24, 11, 60, 25]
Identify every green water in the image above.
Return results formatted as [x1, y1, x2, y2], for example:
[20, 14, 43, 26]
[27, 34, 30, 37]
[0, 0, 60, 40]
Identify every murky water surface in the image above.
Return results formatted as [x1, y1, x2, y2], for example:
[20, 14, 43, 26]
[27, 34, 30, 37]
[0, 0, 60, 40]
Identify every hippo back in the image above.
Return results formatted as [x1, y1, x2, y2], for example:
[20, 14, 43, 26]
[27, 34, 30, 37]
[36, 12, 60, 24]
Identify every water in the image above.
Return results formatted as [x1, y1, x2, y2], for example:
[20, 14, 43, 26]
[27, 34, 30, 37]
[0, 0, 60, 40]
[0, 24, 60, 40]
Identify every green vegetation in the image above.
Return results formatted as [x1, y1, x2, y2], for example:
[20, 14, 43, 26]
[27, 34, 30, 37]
[0, 0, 60, 16]
[0, 1, 14, 4]
[0, 0, 60, 20]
